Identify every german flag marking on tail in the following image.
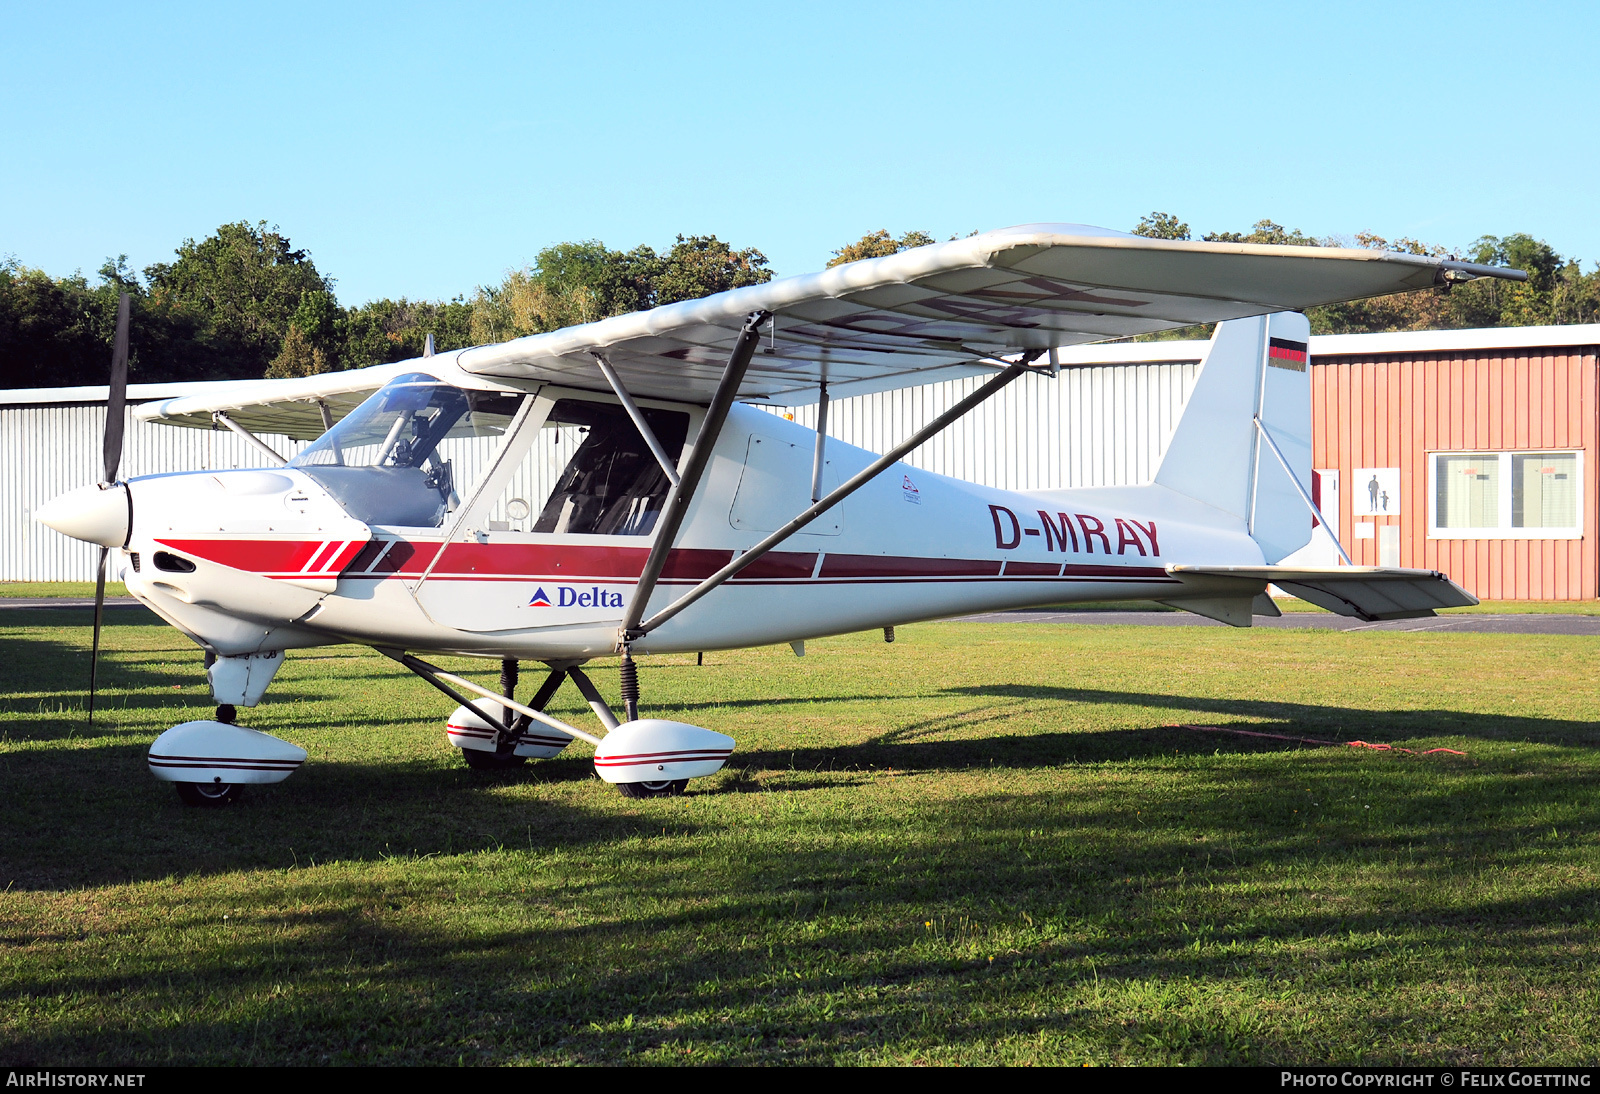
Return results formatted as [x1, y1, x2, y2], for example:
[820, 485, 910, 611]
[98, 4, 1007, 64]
[1267, 337, 1308, 372]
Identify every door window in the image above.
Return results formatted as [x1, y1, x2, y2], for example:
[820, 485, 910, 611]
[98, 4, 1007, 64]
[485, 398, 689, 536]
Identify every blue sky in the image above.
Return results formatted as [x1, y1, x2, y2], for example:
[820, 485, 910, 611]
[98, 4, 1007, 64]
[3, 1, 1595, 304]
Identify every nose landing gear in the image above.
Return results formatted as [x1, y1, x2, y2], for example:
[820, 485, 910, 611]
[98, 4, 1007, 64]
[148, 703, 307, 807]
[172, 703, 246, 804]
[616, 779, 688, 800]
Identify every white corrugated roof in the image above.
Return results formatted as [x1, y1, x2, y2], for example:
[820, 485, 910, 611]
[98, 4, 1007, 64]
[1311, 324, 1600, 356]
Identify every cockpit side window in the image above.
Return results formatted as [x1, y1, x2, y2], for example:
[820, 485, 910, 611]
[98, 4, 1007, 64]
[485, 398, 689, 536]
[289, 373, 524, 527]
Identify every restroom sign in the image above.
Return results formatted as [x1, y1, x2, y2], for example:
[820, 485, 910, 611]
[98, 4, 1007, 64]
[1353, 467, 1401, 517]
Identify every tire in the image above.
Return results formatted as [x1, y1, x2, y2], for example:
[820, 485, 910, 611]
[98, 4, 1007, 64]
[461, 743, 527, 770]
[616, 779, 688, 799]
[175, 781, 243, 807]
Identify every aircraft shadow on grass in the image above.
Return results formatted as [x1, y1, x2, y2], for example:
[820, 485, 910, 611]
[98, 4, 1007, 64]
[4, 765, 1597, 1065]
[721, 681, 1600, 779]
[6, 665, 1598, 1062]
[4, 687, 1596, 888]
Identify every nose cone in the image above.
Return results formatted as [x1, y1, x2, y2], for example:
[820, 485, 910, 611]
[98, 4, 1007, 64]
[36, 483, 131, 547]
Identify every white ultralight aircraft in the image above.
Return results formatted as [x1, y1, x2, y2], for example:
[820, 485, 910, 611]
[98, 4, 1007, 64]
[36, 223, 1525, 806]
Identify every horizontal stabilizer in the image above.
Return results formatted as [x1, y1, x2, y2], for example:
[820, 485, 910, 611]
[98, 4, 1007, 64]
[1169, 565, 1479, 621]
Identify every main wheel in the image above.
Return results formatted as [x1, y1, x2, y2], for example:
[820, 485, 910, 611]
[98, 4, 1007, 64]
[175, 781, 243, 807]
[461, 743, 527, 770]
[616, 779, 688, 800]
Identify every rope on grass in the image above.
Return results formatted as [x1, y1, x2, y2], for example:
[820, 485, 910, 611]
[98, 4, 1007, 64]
[1167, 723, 1466, 756]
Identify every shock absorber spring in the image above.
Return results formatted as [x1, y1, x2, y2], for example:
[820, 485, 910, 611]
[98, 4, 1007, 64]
[619, 649, 640, 723]
[499, 658, 519, 730]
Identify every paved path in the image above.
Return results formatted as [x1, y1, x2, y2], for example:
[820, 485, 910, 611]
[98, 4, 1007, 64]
[0, 598, 146, 609]
[955, 609, 1600, 635]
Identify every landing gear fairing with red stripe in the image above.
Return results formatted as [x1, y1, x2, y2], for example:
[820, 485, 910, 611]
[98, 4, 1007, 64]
[35, 225, 1519, 805]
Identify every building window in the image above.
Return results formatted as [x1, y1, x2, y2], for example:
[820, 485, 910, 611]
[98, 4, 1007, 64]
[1430, 451, 1583, 539]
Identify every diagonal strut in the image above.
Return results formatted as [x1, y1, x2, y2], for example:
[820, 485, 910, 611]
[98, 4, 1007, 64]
[631, 355, 1038, 638]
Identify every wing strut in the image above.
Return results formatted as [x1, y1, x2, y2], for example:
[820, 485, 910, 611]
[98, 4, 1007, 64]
[630, 354, 1039, 640]
[809, 378, 830, 503]
[619, 311, 771, 644]
[594, 352, 682, 488]
[212, 411, 288, 466]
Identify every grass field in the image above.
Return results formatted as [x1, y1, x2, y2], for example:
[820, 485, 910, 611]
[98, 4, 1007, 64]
[2, 605, 1598, 1065]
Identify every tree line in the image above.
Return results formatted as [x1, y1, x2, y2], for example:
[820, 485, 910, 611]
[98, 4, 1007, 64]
[3, 216, 1595, 388]
[0, 225, 774, 387]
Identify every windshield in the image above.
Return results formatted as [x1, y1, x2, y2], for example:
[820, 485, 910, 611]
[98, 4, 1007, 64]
[289, 373, 524, 527]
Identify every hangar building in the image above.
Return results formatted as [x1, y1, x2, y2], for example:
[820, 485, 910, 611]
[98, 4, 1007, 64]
[5, 323, 1598, 600]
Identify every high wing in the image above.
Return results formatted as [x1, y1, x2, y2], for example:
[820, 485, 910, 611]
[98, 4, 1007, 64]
[454, 222, 1522, 405]
[133, 221, 1523, 435]
[133, 361, 433, 440]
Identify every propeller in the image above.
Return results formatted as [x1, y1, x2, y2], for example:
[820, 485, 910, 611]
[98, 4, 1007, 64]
[87, 292, 130, 727]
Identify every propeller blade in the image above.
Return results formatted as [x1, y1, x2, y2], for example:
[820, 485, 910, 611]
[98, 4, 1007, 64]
[90, 294, 130, 725]
[104, 292, 130, 484]
[87, 546, 108, 727]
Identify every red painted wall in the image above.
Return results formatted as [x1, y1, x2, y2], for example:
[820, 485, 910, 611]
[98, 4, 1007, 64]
[1311, 347, 1600, 600]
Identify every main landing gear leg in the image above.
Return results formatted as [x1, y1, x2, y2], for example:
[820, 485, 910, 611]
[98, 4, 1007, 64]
[460, 661, 571, 771]
[461, 659, 524, 770]
[606, 649, 685, 801]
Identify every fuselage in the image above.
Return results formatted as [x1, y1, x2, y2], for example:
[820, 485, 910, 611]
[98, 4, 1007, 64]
[110, 374, 1265, 662]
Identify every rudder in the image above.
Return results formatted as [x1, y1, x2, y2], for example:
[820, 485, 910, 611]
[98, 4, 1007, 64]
[1153, 313, 1313, 563]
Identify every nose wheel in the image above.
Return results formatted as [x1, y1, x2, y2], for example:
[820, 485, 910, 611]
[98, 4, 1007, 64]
[171, 704, 247, 807]
[616, 779, 688, 799]
[175, 780, 243, 807]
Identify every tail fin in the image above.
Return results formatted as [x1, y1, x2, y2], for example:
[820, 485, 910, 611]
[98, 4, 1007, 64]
[1153, 312, 1313, 563]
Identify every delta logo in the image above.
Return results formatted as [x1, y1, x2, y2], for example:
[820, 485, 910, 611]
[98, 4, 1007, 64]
[525, 585, 626, 609]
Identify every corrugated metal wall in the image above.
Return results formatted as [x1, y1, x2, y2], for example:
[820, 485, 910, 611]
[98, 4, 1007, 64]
[4, 361, 1201, 581]
[1313, 348, 1600, 600]
[18, 341, 1599, 598]
[4, 406, 308, 581]
[763, 362, 1201, 491]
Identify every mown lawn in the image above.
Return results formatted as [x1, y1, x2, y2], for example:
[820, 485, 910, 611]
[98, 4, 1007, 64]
[2, 606, 1598, 1065]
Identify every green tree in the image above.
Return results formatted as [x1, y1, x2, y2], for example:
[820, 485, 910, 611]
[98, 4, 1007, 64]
[342, 298, 476, 370]
[266, 324, 330, 378]
[0, 261, 106, 386]
[1131, 212, 1190, 240]
[828, 229, 937, 267]
[470, 234, 773, 344]
[654, 235, 773, 304]
[267, 289, 343, 377]
[471, 270, 603, 344]
[1202, 219, 1321, 247]
[144, 221, 335, 378]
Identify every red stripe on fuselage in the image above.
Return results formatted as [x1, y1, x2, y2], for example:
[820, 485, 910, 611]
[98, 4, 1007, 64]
[157, 538, 324, 574]
[155, 538, 1173, 586]
[820, 554, 1002, 579]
